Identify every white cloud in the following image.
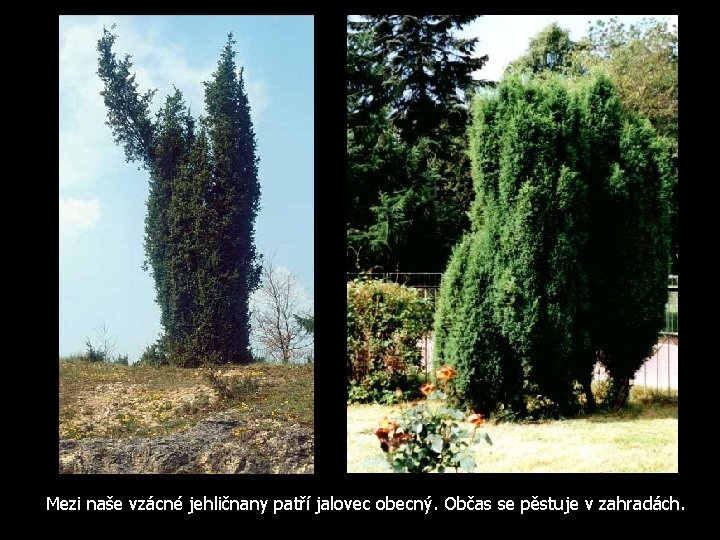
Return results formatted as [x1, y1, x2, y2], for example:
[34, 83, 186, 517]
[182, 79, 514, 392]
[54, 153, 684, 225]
[59, 198, 101, 243]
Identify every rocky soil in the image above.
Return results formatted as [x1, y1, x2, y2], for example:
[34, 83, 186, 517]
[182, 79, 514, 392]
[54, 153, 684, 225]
[59, 361, 314, 474]
[59, 411, 313, 474]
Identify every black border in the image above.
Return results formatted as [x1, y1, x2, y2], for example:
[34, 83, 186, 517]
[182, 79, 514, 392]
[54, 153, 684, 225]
[42, 9, 697, 524]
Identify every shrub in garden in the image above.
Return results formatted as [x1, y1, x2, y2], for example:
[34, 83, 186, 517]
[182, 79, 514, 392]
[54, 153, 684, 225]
[347, 366, 424, 405]
[433, 229, 524, 415]
[434, 71, 671, 415]
[347, 279, 434, 401]
[374, 365, 492, 473]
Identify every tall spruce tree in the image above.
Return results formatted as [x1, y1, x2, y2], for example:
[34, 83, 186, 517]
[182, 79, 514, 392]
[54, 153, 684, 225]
[97, 28, 261, 365]
[347, 16, 488, 273]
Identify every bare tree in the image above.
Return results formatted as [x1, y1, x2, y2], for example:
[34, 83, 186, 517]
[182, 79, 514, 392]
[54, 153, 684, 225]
[95, 320, 117, 360]
[251, 254, 313, 363]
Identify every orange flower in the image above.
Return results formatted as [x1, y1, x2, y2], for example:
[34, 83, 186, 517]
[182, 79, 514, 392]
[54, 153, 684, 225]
[420, 382, 436, 396]
[435, 365, 457, 382]
[468, 413, 485, 427]
[393, 431, 412, 442]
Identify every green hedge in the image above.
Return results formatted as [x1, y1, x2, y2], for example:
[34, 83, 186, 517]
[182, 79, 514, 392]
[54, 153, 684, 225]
[347, 279, 434, 401]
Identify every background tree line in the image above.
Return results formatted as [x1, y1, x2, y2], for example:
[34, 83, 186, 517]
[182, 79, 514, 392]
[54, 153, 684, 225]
[347, 15, 489, 273]
[347, 16, 677, 275]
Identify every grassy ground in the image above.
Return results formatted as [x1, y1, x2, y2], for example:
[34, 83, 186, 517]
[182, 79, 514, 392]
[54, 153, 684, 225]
[60, 360, 313, 440]
[347, 392, 678, 473]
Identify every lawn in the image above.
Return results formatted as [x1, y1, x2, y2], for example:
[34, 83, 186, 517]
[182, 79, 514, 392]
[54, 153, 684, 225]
[347, 397, 678, 473]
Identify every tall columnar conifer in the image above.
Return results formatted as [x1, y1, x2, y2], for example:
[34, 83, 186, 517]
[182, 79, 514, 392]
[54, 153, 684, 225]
[434, 72, 670, 414]
[97, 28, 261, 365]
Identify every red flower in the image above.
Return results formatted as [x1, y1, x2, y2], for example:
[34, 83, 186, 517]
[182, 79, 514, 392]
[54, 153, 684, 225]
[375, 417, 399, 440]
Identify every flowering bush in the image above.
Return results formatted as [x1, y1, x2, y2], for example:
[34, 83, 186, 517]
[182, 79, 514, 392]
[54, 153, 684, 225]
[374, 365, 492, 473]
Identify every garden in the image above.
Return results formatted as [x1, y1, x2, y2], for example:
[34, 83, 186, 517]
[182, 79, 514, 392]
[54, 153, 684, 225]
[346, 69, 677, 473]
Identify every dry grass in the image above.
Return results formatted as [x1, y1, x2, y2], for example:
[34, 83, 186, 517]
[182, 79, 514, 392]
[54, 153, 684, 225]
[347, 398, 678, 473]
[59, 360, 313, 440]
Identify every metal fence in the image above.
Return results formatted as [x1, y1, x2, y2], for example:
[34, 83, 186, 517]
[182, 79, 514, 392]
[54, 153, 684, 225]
[348, 272, 678, 391]
[633, 274, 678, 391]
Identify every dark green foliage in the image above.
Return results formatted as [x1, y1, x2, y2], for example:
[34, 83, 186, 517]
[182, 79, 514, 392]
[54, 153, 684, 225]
[144, 89, 196, 345]
[294, 313, 314, 335]
[97, 25, 156, 167]
[346, 16, 488, 273]
[590, 117, 672, 407]
[84, 338, 106, 363]
[435, 226, 523, 415]
[137, 339, 169, 367]
[434, 73, 671, 416]
[351, 15, 488, 142]
[200, 36, 262, 364]
[531, 17, 679, 274]
[97, 28, 261, 366]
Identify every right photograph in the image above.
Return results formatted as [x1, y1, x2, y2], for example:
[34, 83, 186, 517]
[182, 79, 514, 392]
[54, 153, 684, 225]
[346, 15, 678, 473]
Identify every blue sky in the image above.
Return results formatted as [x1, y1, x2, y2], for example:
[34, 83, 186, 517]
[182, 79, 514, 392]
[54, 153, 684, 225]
[59, 16, 314, 362]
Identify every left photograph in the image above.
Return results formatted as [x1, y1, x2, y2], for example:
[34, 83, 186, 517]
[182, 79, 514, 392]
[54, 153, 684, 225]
[59, 15, 314, 473]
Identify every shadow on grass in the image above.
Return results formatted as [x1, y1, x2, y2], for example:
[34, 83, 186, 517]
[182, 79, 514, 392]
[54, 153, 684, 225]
[583, 401, 678, 423]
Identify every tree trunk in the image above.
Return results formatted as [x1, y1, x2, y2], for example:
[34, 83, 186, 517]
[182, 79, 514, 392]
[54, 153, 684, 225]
[613, 376, 631, 411]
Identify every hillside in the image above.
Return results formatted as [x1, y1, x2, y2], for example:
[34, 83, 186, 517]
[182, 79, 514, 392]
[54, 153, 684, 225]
[59, 361, 314, 473]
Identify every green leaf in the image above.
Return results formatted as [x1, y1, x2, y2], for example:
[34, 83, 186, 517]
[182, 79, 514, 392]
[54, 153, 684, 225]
[459, 455, 476, 473]
[428, 390, 447, 400]
[412, 421, 424, 434]
[430, 434, 444, 453]
[484, 433, 493, 445]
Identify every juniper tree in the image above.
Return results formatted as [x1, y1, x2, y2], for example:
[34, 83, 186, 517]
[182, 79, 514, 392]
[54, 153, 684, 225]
[97, 28, 261, 365]
[434, 73, 670, 415]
